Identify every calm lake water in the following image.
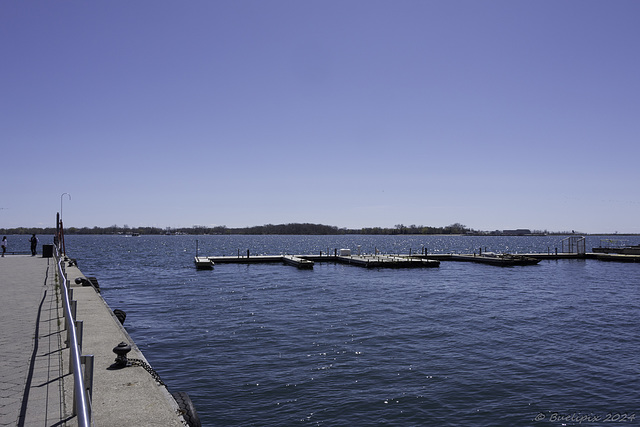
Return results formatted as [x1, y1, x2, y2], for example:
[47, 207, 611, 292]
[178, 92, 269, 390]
[62, 235, 640, 426]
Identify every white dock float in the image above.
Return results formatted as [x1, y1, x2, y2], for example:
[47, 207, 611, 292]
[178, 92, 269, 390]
[194, 256, 214, 269]
[282, 255, 314, 269]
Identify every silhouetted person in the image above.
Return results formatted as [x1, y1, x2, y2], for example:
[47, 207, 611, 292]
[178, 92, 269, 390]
[30, 234, 38, 256]
[1, 236, 6, 257]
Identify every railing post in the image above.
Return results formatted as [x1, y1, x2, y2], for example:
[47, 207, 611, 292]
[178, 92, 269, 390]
[67, 300, 77, 347]
[69, 320, 84, 374]
[81, 355, 95, 407]
[61, 290, 68, 329]
[76, 320, 83, 351]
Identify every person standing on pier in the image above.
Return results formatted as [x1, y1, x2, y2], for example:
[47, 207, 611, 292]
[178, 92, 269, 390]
[1, 236, 6, 257]
[29, 234, 38, 256]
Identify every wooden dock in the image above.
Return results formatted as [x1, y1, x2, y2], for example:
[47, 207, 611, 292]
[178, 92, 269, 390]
[208, 255, 284, 264]
[590, 253, 640, 263]
[333, 254, 440, 268]
[440, 254, 540, 266]
[202, 254, 440, 269]
[422, 252, 640, 264]
[197, 251, 640, 270]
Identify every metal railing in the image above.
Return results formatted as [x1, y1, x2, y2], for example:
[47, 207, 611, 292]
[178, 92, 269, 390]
[561, 236, 586, 254]
[55, 247, 93, 426]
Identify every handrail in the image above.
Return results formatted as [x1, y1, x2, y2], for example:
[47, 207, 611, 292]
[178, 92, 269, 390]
[55, 247, 91, 426]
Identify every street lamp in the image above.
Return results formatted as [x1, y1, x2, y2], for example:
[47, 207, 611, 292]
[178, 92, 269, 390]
[60, 193, 71, 220]
[59, 193, 71, 257]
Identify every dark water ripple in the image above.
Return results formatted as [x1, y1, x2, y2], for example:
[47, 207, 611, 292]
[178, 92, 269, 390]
[63, 235, 640, 426]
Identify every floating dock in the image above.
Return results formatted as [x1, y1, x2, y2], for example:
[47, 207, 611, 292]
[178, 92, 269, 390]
[590, 253, 640, 262]
[204, 254, 440, 269]
[334, 254, 440, 268]
[423, 252, 640, 264]
[199, 250, 640, 269]
[282, 255, 315, 269]
[438, 254, 540, 266]
[194, 256, 214, 269]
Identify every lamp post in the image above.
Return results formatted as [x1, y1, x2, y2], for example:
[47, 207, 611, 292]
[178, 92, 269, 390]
[60, 193, 71, 256]
[60, 193, 71, 220]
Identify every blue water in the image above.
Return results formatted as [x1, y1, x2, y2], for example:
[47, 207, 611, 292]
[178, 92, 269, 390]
[64, 235, 640, 426]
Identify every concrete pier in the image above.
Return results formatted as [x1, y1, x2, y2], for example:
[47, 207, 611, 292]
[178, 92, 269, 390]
[0, 254, 190, 426]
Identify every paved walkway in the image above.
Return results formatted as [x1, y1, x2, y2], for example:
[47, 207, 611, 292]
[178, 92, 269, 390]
[0, 255, 74, 427]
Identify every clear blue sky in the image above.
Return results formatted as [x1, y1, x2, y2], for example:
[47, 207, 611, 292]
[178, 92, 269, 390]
[2, 1, 639, 233]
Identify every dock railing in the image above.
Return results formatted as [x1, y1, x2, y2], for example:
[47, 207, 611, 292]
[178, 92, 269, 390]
[55, 246, 93, 426]
[561, 236, 586, 254]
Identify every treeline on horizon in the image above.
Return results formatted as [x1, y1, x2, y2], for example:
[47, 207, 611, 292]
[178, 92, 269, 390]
[1, 222, 579, 236]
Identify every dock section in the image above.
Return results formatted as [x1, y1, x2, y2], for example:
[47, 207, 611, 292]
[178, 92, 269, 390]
[443, 254, 540, 266]
[204, 254, 440, 269]
[208, 255, 284, 264]
[589, 253, 640, 262]
[282, 255, 314, 269]
[199, 249, 640, 270]
[200, 251, 639, 269]
[334, 254, 440, 268]
[194, 256, 214, 269]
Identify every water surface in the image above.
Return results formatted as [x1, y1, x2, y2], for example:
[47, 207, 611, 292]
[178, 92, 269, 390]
[66, 235, 640, 426]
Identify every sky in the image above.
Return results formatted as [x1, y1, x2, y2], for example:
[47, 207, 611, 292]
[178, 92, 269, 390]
[2, 1, 640, 233]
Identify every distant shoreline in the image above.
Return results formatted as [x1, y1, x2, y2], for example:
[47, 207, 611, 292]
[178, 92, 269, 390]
[1, 223, 637, 236]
